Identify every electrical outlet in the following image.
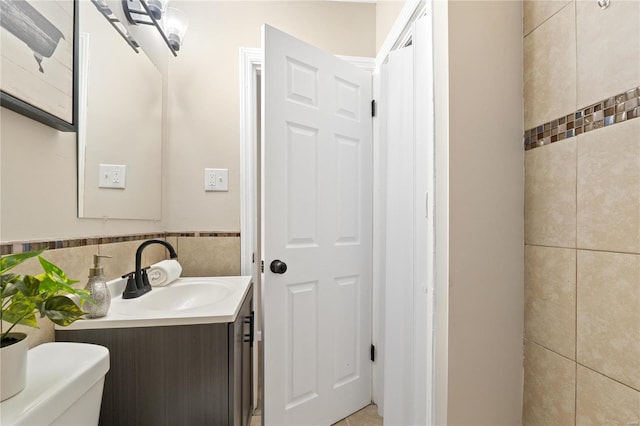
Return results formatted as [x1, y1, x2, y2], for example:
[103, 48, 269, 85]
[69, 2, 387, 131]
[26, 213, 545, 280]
[99, 164, 126, 189]
[204, 168, 229, 191]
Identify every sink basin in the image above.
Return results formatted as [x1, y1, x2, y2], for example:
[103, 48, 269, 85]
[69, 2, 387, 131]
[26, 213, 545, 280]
[136, 282, 233, 312]
[110, 277, 238, 316]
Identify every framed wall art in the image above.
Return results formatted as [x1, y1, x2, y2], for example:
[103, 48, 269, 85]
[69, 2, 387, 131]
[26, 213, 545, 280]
[0, 0, 77, 131]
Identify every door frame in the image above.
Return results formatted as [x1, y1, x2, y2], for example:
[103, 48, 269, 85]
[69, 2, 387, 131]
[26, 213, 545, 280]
[240, 0, 434, 417]
[239, 47, 261, 410]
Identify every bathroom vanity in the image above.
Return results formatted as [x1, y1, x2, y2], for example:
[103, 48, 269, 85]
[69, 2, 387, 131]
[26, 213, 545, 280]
[56, 277, 253, 426]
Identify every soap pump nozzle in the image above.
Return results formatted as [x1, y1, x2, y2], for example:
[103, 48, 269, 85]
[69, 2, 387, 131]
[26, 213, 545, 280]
[85, 254, 112, 319]
[89, 254, 110, 277]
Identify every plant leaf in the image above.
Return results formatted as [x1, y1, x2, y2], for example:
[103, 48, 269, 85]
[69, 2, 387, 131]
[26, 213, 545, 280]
[0, 250, 44, 274]
[13, 275, 41, 297]
[73, 288, 95, 306]
[37, 256, 78, 285]
[1, 296, 38, 328]
[1, 274, 20, 299]
[1, 273, 18, 284]
[37, 274, 94, 306]
[37, 275, 75, 294]
[42, 296, 86, 326]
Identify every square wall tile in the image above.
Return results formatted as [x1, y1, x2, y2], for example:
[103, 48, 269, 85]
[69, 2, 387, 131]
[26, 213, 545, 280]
[8, 245, 98, 289]
[524, 3, 576, 129]
[525, 245, 576, 359]
[523, 0, 571, 36]
[142, 240, 172, 266]
[525, 139, 577, 247]
[40, 245, 100, 287]
[576, 366, 640, 425]
[577, 250, 640, 390]
[577, 119, 640, 253]
[523, 341, 576, 426]
[99, 240, 140, 281]
[176, 237, 240, 277]
[166, 236, 178, 252]
[577, 0, 640, 107]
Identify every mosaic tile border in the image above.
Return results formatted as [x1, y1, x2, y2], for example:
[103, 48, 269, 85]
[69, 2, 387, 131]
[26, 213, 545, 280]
[165, 232, 241, 238]
[0, 231, 241, 255]
[525, 86, 640, 150]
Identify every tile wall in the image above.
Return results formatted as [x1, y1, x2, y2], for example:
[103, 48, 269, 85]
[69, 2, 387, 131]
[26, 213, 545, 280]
[523, 1, 640, 424]
[1, 232, 240, 347]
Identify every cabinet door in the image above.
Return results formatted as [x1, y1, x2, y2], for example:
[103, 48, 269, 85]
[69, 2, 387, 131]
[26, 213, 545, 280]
[241, 309, 254, 426]
[231, 308, 243, 426]
[230, 287, 254, 426]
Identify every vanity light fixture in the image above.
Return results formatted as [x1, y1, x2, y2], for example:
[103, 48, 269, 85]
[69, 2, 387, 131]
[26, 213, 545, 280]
[122, 0, 188, 56]
[90, 0, 140, 53]
[597, 0, 610, 9]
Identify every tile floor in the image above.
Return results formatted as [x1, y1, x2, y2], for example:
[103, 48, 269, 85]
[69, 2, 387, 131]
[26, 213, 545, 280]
[250, 404, 383, 426]
[333, 404, 383, 426]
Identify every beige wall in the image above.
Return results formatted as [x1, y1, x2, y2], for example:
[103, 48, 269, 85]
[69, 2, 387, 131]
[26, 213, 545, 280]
[435, 1, 525, 424]
[376, 0, 406, 52]
[522, 1, 640, 424]
[164, 1, 376, 232]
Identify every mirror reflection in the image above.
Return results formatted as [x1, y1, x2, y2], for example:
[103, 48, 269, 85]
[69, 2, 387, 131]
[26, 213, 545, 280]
[77, 0, 162, 220]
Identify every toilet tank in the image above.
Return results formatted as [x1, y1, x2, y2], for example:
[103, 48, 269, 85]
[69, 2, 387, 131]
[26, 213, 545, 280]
[0, 342, 110, 426]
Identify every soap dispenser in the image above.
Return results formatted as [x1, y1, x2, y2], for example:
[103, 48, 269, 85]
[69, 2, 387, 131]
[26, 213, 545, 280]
[84, 255, 112, 318]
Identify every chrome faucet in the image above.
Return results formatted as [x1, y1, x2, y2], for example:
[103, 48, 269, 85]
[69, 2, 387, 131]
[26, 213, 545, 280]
[122, 239, 178, 299]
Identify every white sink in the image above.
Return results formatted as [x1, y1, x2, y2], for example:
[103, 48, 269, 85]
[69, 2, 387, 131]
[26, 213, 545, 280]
[135, 281, 233, 312]
[56, 276, 253, 330]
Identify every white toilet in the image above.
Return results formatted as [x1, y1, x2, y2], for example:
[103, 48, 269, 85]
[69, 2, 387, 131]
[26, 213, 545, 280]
[0, 342, 110, 426]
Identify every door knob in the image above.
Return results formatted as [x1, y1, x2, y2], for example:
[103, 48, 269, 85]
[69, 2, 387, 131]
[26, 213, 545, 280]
[270, 260, 287, 274]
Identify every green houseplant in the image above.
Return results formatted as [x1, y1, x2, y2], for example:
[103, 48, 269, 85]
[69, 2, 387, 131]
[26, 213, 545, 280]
[0, 249, 93, 401]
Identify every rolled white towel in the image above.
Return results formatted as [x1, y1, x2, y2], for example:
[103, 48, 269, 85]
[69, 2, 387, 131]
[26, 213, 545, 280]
[147, 259, 182, 287]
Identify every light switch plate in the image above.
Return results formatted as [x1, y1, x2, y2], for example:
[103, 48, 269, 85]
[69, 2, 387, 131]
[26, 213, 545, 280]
[204, 168, 229, 192]
[99, 164, 126, 189]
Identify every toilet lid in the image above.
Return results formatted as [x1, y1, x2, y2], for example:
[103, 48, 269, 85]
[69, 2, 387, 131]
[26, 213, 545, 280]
[0, 342, 110, 426]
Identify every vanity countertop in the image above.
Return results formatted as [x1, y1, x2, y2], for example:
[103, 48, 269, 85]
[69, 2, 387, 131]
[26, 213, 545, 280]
[55, 276, 252, 331]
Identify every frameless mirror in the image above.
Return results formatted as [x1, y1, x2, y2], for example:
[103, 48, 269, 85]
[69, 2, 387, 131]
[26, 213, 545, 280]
[77, 0, 162, 220]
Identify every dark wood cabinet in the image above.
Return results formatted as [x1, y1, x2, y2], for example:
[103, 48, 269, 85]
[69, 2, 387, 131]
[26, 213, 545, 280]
[56, 285, 253, 426]
[229, 286, 254, 426]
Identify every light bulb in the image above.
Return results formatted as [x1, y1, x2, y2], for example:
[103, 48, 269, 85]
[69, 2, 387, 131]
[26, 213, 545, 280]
[164, 7, 188, 51]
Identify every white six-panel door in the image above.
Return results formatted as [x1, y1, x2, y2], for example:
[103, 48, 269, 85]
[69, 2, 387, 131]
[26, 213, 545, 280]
[262, 24, 373, 426]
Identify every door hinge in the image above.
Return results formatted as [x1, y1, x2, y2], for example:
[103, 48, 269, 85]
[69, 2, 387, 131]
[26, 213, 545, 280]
[261, 260, 264, 273]
[370, 344, 375, 362]
[252, 252, 255, 263]
[371, 99, 376, 117]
